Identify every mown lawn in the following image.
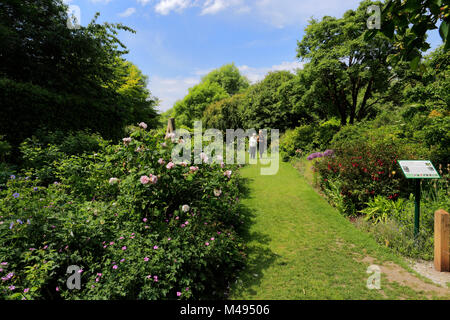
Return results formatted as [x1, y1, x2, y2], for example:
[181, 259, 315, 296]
[230, 160, 450, 300]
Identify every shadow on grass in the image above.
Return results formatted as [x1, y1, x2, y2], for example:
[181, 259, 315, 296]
[230, 176, 279, 299]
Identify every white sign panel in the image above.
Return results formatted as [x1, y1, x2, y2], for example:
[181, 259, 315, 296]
[398, 160, 440, 179]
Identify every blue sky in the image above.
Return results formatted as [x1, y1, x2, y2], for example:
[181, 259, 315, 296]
[64, 0, 443, 112]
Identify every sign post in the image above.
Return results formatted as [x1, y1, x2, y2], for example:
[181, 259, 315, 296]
[398, 160, 440, 239]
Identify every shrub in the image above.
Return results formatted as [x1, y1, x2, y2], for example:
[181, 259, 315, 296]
[314, 125, 424, 214]
[280, 118, 340, 162]
[0, 128, 246, 300]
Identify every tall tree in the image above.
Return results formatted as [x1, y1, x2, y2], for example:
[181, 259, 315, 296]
[296, 1, 396, 126]
[0, 0, 158, 151]
[201, 63, 250, 95]
[173, 81, 229, 128]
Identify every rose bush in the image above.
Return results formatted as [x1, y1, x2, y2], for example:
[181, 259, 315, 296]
[0, 127, 246, 300]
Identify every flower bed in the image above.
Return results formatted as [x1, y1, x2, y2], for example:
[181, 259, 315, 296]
[0, 127, 246, 300]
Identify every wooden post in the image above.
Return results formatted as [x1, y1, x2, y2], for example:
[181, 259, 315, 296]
[434, 209, 449, 272]
[166, 118, 176, 137]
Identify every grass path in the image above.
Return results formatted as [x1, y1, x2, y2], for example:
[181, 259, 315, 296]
[230, 161, 450, 300]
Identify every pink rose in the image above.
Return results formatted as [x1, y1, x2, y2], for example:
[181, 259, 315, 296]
[140, 176, 150, 185]
[166, 162, 175, 169]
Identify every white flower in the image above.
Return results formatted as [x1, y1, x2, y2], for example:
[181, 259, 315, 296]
[182, 205, 190, 213]
[139, 122, 148, 129]
[109, 178, 119, 185]
[214, 189, 222, 197]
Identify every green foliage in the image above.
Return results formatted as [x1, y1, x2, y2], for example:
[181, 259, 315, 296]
[297, 1, 395, 125]
[174, 81, 229, 128]
[203, 94, 246, 130]
[242, 71, 302, 131]
[280, 118, 340, 161]
[0, 0, 158, 153]
[201, 63, 250, 95]
[366, 0, 450, 66]
[0, 129, 246, 300]
[315, 125, 424, 214]
[356, 175, 450, 260]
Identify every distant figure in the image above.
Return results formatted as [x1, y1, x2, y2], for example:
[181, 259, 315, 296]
[258, 130, 265, 158]
[249, 133, 257, 160]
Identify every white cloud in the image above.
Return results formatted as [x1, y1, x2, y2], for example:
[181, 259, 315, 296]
[152, 0, 361, 27]
[137, 0, 152, 5]
[238, 61, 304, 83]
[90, 0, 112, 4]
[119, 7, 137, 17]
[150, 75, 202, 112]
[155, 0, 191, 15]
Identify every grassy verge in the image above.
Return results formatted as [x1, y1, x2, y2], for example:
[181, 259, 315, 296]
[230, 160, 450, 299]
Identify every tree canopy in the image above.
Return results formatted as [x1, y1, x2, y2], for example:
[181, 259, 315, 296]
[0, 0, 158, 152]
[296, 1, 396, 126]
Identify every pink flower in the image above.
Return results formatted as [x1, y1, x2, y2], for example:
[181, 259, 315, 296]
[97, 273, 103, 277]
[224, 170, 232, 179]
[122, 246, 127, 250]
[24, 288, 29, 293]
[43, 245, 48, 250]
[166, 162, 175, 169]
[139, 122, 148, 129]
[185, 221, 189, 225]
[205, 242, 210, 246]
[158, 158, 165, 165]
[110, 242, 115, 245]
[120, 259, 125, 263]
[181, 224, 185, 228]
[144, 257, 149, 262]
[56, 287, 59, 292]
[168, 237, 171, 241]
[146, 275, 152, 279]
[149, 175, 158, 184]
[143, 218, 148, 222]
[123, 137, 132, 145]
[153, 245, 159, 250]
[211, 237, 215, 241]
[189, 166, 199, 172]
[220, 162, 225, 169]
[177, 292, 181, 297]
[186, 287, 189, 291]
[119, 236, 124, 240]
[140, 176, 151, 185]
[112, 265, 118, 270]
[153, 276, 158, 282]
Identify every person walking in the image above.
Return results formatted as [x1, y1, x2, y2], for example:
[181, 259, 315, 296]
[258, 130, 265, 158]
[249, 133, 257, 160]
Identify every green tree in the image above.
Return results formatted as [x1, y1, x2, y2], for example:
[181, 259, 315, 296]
[203, 94, 246, 130]
[201, 63, 250, 95]
[0, 0, 158, 155]
[173, 81, 229, 127]
[296, 1, 396, 126]
[366, 0, 450, 66]
[242, 71, 302, 131]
